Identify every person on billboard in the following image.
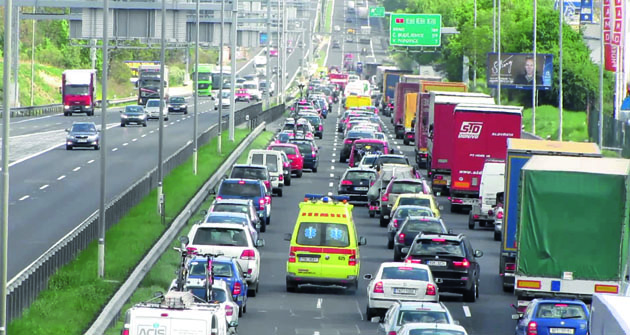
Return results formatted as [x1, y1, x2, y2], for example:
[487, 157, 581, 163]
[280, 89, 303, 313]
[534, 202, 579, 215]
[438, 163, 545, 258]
[513, 56, 543, 85]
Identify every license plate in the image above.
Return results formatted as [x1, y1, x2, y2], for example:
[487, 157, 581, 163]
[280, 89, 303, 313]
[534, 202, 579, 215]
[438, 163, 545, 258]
[355, 187, 368, 191]
[433, 179, 447, 185]
[550, 328, 574, 334]
[299, 256, 319, 263]
[426, 260, 447, 266]
[78, 139, 87, 143]
[393, 288, 416, 295]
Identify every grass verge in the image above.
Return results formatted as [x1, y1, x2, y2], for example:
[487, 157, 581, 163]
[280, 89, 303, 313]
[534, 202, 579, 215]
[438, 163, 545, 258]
[325, 0, 334, 33]
[521, 105, 589, 142]
[8, 129, 252, 335]
[104, 130, 275, 335]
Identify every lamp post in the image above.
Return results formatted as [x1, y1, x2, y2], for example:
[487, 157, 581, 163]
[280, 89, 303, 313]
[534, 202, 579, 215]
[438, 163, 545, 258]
[98, 0, 110, 279]
[1, 1, 12, 333]
[193, 0, 200, 175]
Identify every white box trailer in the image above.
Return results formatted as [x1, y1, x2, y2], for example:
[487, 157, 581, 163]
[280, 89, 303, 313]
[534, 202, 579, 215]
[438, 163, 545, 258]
[590, 293, 630, 335]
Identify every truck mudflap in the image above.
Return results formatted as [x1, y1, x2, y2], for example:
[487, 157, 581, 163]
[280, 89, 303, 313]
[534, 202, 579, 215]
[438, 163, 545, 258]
[514, 275, 623, 301]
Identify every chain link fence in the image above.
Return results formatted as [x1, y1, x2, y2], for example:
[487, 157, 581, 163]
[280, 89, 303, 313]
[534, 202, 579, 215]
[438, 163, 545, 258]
[587, 107, 629, 157]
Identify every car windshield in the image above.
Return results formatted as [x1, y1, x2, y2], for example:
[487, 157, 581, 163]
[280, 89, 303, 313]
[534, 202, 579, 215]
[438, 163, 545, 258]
[408, 330, 464, 335]
[271, 146, 297, 155]
[192, 227, 249, 246]
[411, 240, 465, 257]
[265, 155, 279, 172]
[259, 82, 267, 88]
[71, 123, 96, 132]
[398, 311, 450, 326]
[403, 220, 446, 235]
[399, 198, 431, 207]
[302, 116, 321, 125]
[212, 262, 234, 278]
[146, 100, 160, 107]
[381, 266, 429, 281]
[170, 97, 185, 103]
[206, 214, 248, 225]
[65, 85, 90, 96]
[361, 156, 378, 165]
[391, 183, 424, 194]
[355, 142, 384, 152]
[125, 106, 144, 113]
[231, 167, 266, 180]
[296, 222, 350, 247]
[221, 91, 231, 98]
[212, 204, 249, 215]
[535, 303, 587, 320]
[347, 131, 374, 139]
[345, 170, 377, 181]
[218, 182, 261, 197]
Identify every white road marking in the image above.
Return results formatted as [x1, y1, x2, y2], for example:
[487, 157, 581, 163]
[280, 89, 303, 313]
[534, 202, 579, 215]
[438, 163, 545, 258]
[19, 195, 30, 201]
[463, 305, 472, 317]
[331, 166, 335, 170]
[73, 167, 81, 172]
[316, 298, 322, 309]
[355, 324, 361, 334]
[150, 131, 154, 134]
[330, 173, 334, 178]
[331, 159, 335, 163]
[57, 175, 66, 180]
[394, 141, 398, 145]
[132, 138, 138, 142]
[397, 146, 401, 149]
[141, 134, 147, 138]
[39, 184, 49, 190]
[355, 300, 364, 320]
[329, 182, 334, 187]
[112, 148, 118, 152]
[123, 143, 129, 146]
[88, 159, 95, 164]
[314, 332, 320, 335]
[327, 192, 332, 196]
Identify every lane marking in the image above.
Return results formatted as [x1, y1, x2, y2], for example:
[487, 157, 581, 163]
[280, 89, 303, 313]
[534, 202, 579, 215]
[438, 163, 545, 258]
[355, 300, 364, 320]
[463, 305, 472, 317]
[141, 134, 147, 138]
[123, 143, 129, 146]
[316, 298, 322, 309]
[19, 195, 30, 201]
[112, 148, 118, 152]
[328, 182, 334, 187]
[150, 131, 154, 134]
[331, 159, 335, 163]
[132, 138, 138, 142]
[88, 159, 95, 164]
[397, 146, 401, 149]
[331, 166, 335, 170]
[57, 175, 66, 180]
[327, 192, 333, 196]
[73, 167, 81, 172]
[40, 184, 49, 190]
[330, 173, 334, 178]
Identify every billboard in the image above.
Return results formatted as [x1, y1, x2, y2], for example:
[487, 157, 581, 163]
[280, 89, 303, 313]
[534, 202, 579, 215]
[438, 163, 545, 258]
[486, 53, 554, 90]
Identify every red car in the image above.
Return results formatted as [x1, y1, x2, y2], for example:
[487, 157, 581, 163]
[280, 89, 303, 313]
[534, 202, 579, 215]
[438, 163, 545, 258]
[348, 138, 390, 167]
[267, 143, 304, 178]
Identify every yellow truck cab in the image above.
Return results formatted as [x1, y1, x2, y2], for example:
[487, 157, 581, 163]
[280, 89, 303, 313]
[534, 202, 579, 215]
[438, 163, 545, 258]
[285, 194, 367, 293]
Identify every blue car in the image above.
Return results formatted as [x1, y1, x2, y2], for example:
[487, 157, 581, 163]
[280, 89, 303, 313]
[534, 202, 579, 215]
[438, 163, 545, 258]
[187, 256, 249, 316]
[216, 178, 271, 226]
[514, 299, 589, 335]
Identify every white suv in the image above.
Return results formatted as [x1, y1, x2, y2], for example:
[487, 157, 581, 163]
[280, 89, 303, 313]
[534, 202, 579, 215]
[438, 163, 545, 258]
[187, 222, 265, 296]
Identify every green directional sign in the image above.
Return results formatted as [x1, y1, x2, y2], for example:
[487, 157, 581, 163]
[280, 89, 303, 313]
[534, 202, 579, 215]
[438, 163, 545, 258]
[389, 14, 442, 47]
[369, 6, 385, 18]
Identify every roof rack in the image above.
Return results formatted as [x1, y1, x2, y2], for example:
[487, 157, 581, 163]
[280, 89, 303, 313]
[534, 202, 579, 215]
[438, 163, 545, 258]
[304, 193, 350, 204]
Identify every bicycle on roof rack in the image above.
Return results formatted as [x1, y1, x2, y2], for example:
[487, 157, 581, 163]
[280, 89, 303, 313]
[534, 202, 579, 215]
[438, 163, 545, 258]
[173, 236, 224, 303]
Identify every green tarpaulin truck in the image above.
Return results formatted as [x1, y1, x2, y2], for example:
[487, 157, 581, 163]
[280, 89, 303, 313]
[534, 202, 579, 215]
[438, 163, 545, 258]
[514, 155, 630, 302]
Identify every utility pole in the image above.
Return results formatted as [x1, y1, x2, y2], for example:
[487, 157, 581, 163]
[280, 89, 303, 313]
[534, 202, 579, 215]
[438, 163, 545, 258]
[473, 0, 477, 89]
[598, 0, 604, 147]
[265, 0, 272, 108]
[497, 0, 501, 104]
[229, 0, 238, 142]
[532, 0, 537, 134]
[558, 0, 563, 141]
[1, 0, 13, 333]
[98, 0, 110, 279]
[276, 0, 281, 104]
[218, 0, 225, 154]
[193, 0, 200, 175]
[31, 13, 36, 107]
[12, 6, 20, 107]
[157, 0, 166, 217]
[281, 0, 287, 103]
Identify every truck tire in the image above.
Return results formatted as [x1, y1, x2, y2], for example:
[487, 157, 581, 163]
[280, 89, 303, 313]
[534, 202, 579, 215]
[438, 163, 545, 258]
[468, 212, 475, 229]
[296, 170, 303, 178]
[121, 122, 126, 127]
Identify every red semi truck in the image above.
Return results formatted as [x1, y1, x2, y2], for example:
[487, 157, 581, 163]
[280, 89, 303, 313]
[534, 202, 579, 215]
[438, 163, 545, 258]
[62, 69, 97, 116]
[449, 104, 523, 212]
[393, 82, 419, 139]
[426, 92, 495, 195]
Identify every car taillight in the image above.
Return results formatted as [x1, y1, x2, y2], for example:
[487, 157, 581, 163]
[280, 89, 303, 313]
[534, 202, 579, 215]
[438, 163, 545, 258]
[265, 195, 271, 204]
[259, 198, 265, 210]
[233, 282, 242, 295]
[289, 249, 296, 263]
[216, 196, 222, 200]
[373, 281, 384, 293]
[392, 219, 398, 228]
[344, 139, 352, 144]
[349, 254, 357, 266]
[497, 211, 504, 219]
[405, 257, 421, 264]
[397, 233, 405, 244]
[388, 332, 397, 335]
[426, 283, 436, 296]
[226, 305, 234, 316]
[435, 175, 443, 180]
[279, 174, 284, 181]
[381, 194, 389, 202]
[240, 249, 256, 260]
[312, 151, 316, 158]
[505, 263, 516, 271]
[341, 180, 353, 185]
[264, 180, 270, 190]
[319, 125, 323, 131]
[407, 134, 413, 138]
[453, 259, 471, 268]
[527, 321, 537, 335]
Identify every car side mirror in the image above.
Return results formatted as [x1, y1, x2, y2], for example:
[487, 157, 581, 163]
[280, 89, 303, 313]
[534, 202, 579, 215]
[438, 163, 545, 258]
[229, 321, 239, 328]
[255, 239, 265, 247]
[65, 128, 70, 132]
[511, 314, 521, 320]
[401, 247, 410, 254]
[358, 236, 367, 246]
[370, 316, 381, 323]
[363, 274, 373, 280]
[178, 236, 189, 246]
[474, 250, 484, 258]
[243, 272, 252, 279]
[284, 233, 292, 241]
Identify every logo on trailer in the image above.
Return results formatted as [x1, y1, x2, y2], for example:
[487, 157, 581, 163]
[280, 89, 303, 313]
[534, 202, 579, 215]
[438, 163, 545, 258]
[458, 122, 483, 139]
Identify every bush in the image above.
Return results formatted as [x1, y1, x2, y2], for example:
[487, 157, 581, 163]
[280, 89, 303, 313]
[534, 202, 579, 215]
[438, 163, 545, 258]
[169, 66, 186, 87]
[109, 60, 132, 85]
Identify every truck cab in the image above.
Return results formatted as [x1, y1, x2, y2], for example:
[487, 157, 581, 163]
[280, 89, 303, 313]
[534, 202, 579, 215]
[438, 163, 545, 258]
[62, 69, 96, 116]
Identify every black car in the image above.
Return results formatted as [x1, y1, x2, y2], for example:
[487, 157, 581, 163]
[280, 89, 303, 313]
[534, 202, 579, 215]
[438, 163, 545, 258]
[337, 168, 377, 202]
[332, 40, 341, 49]
[65, 122, 100, 150]
[403, 233, 483, 302]
[393, 217, 449, 261]
[298, 113, 324, 139]
[120, 105, 148, 127]
[289, 139, 319, 172]
[168, 96, 188, 114]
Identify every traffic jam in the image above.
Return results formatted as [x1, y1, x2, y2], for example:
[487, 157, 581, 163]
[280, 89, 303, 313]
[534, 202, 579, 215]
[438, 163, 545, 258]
[119, 64, 628, 335]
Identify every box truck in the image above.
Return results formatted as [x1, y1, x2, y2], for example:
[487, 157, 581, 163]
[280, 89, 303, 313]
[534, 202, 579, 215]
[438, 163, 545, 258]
[590, 293, 630, 335]
[393, 83, 419, 139]
[62, 69, 96, 116]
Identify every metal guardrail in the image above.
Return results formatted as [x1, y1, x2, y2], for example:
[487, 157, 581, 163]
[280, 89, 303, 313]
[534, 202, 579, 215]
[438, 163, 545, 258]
[5, 103, 285, 324]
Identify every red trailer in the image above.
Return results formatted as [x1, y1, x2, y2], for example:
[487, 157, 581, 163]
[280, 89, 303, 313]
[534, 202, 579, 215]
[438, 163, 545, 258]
[393, 82, 419, 139]
[426, 92, 495, 195]
[449, 104, 522, 212]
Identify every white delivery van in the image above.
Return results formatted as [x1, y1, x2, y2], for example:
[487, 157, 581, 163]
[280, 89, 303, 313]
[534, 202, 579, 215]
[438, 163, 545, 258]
[122, 291, 234, 335]
[248, 149, 285, 196]
[469, 160, 505, 229]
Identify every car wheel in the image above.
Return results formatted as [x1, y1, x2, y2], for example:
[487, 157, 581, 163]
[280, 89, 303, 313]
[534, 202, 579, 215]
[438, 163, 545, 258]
[369, 210, 375, 218]
[468, 212, 475, 229]
[286, 280, 297, 292]
[296, 170, 303, 178]
[165, 117, 169, 121]
[312, 166, 318, 173]
[393, 248, 402, 262]
[284, 175, 291, 186]
[463, 280, 477, 302]
[248, 282, 258, 297]
[239, 305, 243, 317]
[404, 139, 409, 145]
[318, 134, 323, 139]
[277, 188, 283, 197]
[266, 215, 271, 226]
[143, 122, 147, 127]
[184, 110, 188, 115]
[379, 214, 388, 227]
[66, 145, 73, 150]
[451, 204, 459, 213]
[94, 144, 100, 150]
[260, 220, 266, 232]
[366, 305, 376, 320]
[347, 280, 358, 295]
[387, 238, 394, 249]
[243, 303, 247, 314]
[494, 230, 501, 241]
[121, 122, 126, 127]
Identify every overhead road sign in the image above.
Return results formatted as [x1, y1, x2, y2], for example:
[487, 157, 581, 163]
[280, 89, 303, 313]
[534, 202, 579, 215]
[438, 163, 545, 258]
[390, 14, 441, 47]
[369, 7, 385, 17]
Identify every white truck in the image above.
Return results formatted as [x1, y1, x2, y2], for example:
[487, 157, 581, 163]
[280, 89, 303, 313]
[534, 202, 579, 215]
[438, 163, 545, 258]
[121, 291, 234, 335]
[360, 26, 371, 44]
[590, 293, 630, 335]
[253, 55, 267, 77]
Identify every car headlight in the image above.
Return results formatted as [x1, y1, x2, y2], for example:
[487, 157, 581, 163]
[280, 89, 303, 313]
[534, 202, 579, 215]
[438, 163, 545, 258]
[139, 114, 147, 119]
[64, 105, 70, 110]
[121, 114, 128, 118]
[67, 135, 74, 140]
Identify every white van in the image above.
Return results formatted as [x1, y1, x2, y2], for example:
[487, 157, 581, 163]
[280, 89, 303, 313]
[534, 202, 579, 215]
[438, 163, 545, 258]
[122, 291, 234, 335]
[248, 149, 284, 196]
[469, 160, 505, 229]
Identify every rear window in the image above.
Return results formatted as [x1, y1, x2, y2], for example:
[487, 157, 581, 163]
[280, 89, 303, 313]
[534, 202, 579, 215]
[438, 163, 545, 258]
[265, 154, 279, 172]
[189, 261, 233, 278]
[205, 214, 248, 225]
[355, 142, 384, 152]
[347, 131, 374, 139]
[271, 146, 297, 155]
[399, 198, 431, 207]
[212, 204, 250, 215]
[402, 220, 446, 235]
[345, 170, 377, 181]
[535, 303, 587, 319]
[218, 182, 261, 197]
[381, 266, 429, 281]
[391, 182, 424, 194]
[251, 153, 264, 165]
[192, 227, 249, 246]
[411, 240, 465, 257]
[395, 208, 434, 218]
[398, 311, 450, 326]
[209, 288, 228, 303]
[291, 141, 313, 156]
[296, 222, 350, 247]
[231, 167, 266, 180]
